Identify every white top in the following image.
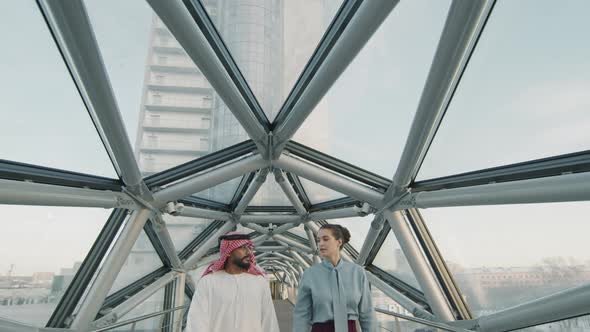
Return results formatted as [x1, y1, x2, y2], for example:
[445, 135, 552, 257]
[185, 270, 279, 332]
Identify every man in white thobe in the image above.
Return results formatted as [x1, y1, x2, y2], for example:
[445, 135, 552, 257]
[185, 232, 279, 332]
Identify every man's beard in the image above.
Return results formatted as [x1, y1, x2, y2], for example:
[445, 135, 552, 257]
[233, 255, 251, 270]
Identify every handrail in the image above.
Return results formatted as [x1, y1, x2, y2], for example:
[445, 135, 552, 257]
[375, 308, 472, 332]
[91, 305, 189, 332]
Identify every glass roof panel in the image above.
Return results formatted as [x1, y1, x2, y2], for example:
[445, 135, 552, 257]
[421, 202, 590, 317]
[300, 178, 345, 204]
[84, 0, 249, 177]
[330, 216, 371, 251]
[0, 1, 117, 178]
[0, 205, 111, 327]
[293, 0, 451, 177]
[116, 287, 166, 331]
[192, 176, 243, 204]
[203, 0, 343, 120]
[417, 0, 590, 180]
[250, 178, 292, 206]
[108, 229, 163, 295]
[164, 215, 214, 253]
[372, 231, 422, 291]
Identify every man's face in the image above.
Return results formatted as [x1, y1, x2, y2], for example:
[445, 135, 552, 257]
[230, 244, 253, 270]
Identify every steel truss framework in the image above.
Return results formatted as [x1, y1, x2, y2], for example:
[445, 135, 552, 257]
[1, 0, 589, 331]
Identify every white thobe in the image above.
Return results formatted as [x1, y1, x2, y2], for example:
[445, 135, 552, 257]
[185, 270, 280, 332]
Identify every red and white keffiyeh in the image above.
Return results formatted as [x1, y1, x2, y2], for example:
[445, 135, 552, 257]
[202, 232, 265, 277]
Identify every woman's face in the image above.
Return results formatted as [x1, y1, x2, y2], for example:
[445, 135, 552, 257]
[318, 228, 342, 258]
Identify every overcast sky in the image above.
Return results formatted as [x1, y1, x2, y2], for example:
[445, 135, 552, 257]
[1, 0, 590, 279]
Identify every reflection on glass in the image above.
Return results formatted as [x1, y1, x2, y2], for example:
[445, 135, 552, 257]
[0, 1, 116, 178]
[84, 0, 249, 177]
[417, 0, 590, 180]
[372, 231, 421, 290]
[108, 230, 163, 295]
[300, 178, 345, 204]
[0, 205, 110, 327]
[193, 176, 243, 204]
[293, 0, 451, 177]
[164, 215, 213, 253]
[421, 202, 590, 316]
[203, 0, 343, 119]
[330, 216, 371, 251]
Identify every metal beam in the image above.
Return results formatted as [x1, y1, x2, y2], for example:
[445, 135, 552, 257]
[385, 210, 454, 321]
[146, 0, 268, 151]
[145, 140, 258, 188]
[174, 203, 232, 220]
[356, 215, 385, 266]
[153, 154, 267, 206]
[70, 209, 152, 330]
[178, 220, 225, 261]
[412, 149, 590, 192]
[289, 250, 311, 269]
[256, 245, 290, 252]
[400, 171, 590, 210]
[366, 270, 434, 321]
[475, 283, 590, 332]
[239, 214, 302, 224]
[274, 153, 384, 208]
[274, 169, 307, 214]
[0, 179, 134, 209]
[38, 0, 144, 191]
[308, 205, 368, 221]
[392, 0, 495, 189]
[0, 159, 122, 192]
[273, 234, 313, 254]
[172, 273, 186, 332]
[47, 209, 129, 328]
[234, 169, 268, 214]
[183, 221, 235, 269]
[284, 141, 391, 191]
[304, 222, 321, 263]
[406, 209, 471, 320]
[91, 271, 178, 329]
[149, 215, 183, 269]
[272, 0, 399, 152]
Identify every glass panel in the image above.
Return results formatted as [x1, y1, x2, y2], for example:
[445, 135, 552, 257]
[163, 215, 213, 253]
[84, 0, 249, 176]
[293, 0, 451, 177]
[418, 0, 590, 180]
[300, 178, 345, 204]
[204, 0, 343, 119]
[372, 231, 422, 290]
[0, 205, 111, 327]
[108, 230, 163, 295]
[286, 224, 307, 238]
[192, 176, 242, 204]
[421, 202, 590, 317]
[372, 287, 422, 332]
[250, 178, 291, 206]
[0, 1, 116, 178]
[108, 287, 167, 332]
[330, 216, 371, 251]
[514, 314, 590, 332]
